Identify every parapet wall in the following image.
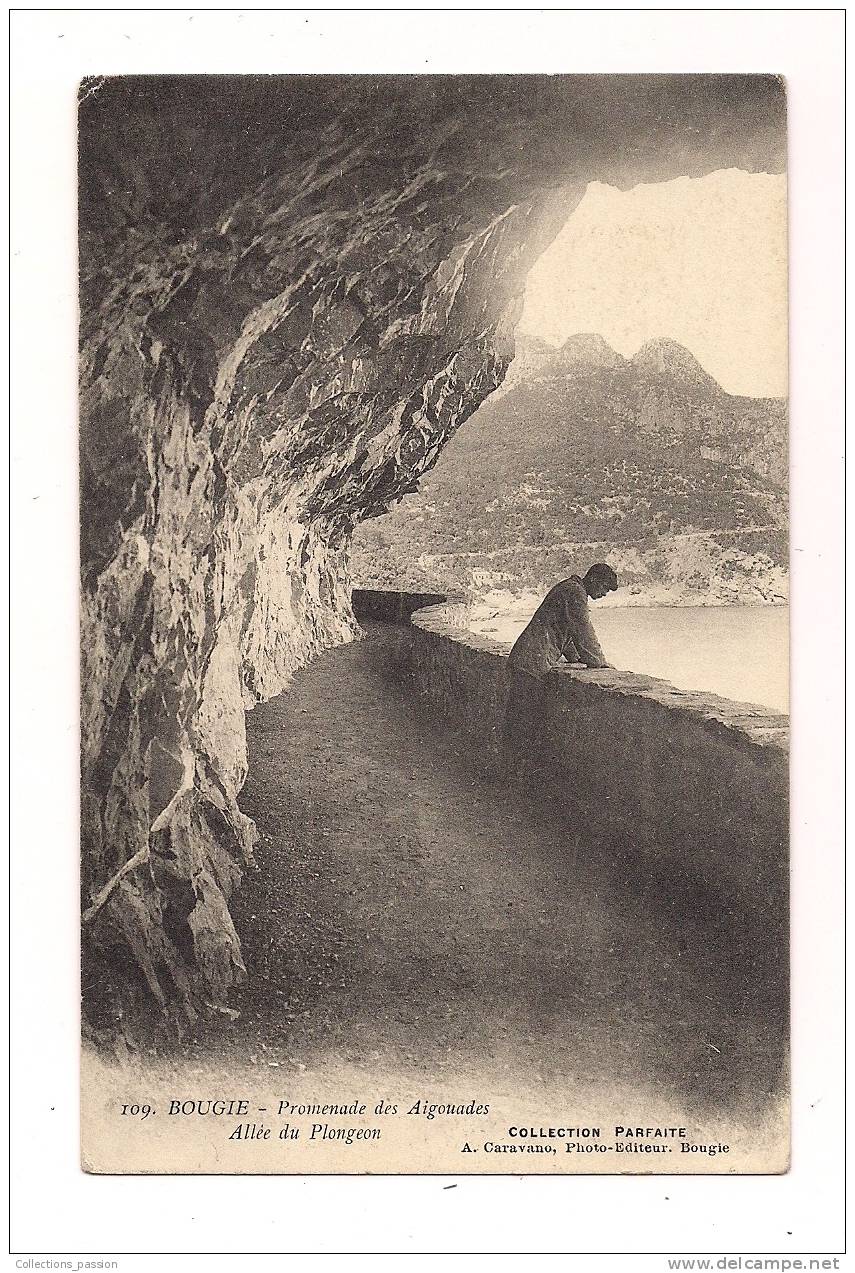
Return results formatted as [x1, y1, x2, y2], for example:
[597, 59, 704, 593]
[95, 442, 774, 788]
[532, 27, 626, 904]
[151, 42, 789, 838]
[354, 590, 789, 904]
[350, 589, 453, 623]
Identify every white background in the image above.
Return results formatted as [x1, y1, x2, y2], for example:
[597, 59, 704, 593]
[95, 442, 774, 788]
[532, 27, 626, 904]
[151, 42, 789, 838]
[8, 8, 846, 1264]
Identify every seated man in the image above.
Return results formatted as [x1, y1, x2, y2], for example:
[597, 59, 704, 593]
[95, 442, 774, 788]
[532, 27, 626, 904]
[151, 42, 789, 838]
[508, 563, 618, 676]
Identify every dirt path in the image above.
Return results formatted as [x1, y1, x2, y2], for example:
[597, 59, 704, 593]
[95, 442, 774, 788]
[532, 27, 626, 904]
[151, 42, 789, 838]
[196, 622, 786, 1119]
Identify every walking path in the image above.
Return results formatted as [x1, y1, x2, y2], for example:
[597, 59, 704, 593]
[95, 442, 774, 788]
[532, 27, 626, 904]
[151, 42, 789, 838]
[200, 622, 786, 1120]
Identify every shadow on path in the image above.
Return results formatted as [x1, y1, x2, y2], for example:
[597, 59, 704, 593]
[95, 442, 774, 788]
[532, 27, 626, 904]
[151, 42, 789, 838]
[193, 622, 787, 1123]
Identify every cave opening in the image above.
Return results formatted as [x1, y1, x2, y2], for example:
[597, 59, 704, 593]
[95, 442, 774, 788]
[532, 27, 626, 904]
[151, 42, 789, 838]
[350, 167, 788, 711]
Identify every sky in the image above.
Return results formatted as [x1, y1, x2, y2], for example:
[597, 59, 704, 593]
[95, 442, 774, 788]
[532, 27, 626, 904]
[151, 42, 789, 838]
[519, 169, 788, 398]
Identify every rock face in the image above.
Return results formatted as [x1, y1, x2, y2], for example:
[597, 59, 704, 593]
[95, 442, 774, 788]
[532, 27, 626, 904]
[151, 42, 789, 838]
[78, 75, 785, 1034]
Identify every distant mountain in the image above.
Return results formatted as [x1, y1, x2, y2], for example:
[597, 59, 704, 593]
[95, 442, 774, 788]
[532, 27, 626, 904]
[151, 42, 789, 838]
[353, 334, 788, 605]
[497, 331, 625, 390]
[553, 332, 627, 374]
[631, 336, 718, 388]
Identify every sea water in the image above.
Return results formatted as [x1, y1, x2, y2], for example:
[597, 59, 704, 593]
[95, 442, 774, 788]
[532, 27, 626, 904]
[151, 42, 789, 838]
[474, 606, 789, 713]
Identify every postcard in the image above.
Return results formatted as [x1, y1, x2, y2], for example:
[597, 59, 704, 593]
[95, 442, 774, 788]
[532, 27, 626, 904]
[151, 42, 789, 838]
[78, 72, 789, 1175]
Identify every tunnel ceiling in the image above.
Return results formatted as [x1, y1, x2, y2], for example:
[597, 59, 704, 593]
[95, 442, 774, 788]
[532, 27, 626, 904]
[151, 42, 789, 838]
[78, 74, 786, 1034]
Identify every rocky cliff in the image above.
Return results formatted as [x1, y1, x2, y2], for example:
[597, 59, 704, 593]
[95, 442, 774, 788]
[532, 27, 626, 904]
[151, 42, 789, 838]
[78, 75, 785, 1036]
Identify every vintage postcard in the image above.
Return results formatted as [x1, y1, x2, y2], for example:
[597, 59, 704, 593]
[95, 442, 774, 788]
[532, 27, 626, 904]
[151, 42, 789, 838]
[78, 73, 789, 1175]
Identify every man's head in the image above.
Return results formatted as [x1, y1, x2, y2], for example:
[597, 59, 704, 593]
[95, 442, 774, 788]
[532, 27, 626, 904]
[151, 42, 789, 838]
[583, 562, 618, 600]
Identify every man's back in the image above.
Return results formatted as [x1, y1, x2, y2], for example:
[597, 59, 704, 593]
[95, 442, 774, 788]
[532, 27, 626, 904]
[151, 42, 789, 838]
[508, 576, 607, 675]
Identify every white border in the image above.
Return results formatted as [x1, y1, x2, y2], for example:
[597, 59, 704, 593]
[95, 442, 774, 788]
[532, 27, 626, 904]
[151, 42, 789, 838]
[9, 8, 846, 1262]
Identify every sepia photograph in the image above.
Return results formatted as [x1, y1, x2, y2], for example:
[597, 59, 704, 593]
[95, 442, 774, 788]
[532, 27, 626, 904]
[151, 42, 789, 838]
[75, 71, 793, 1177]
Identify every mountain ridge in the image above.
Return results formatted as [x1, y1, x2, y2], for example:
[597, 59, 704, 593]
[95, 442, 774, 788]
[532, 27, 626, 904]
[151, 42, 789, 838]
[353, 333, 788, 605]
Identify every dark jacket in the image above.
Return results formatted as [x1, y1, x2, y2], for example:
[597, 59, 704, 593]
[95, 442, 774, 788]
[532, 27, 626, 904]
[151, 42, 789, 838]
[507, 576, 608, 676]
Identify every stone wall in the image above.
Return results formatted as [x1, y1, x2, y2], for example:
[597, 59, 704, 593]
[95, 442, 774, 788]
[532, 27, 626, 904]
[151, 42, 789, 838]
[351, 588, 452, 624]
[396, 598, 789, 905]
